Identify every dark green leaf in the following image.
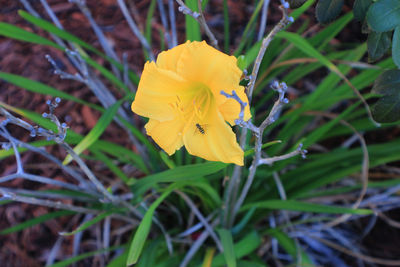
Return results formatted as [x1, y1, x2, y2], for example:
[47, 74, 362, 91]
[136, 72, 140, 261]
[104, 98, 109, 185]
[393, 26, 400, 68]
[0, 72, 98, 109]
[371, 69, 400, 123]
[288, 0, 308, 9]
[211, 231, 261, 267]
[50, 246, 122, 267]
[185, 0, 201, 41]
[60, 211, 112, 236]
[18, 10, 139, 85]
[236, 55, 248, 71]
[353, 0, 373, 21]
[131, 162, 226, 196]
[217, 229, 236, 267]
[126, 187, 173, 266]
[63, 99, 123, 165]
[316, 0, 344, 24]
[367, 0, 400, 32]
[0, 22, 62, 49]
[367, 31, 391, 61]
[0, 210, 75, 235]
[267, 229, 313, 264]
[240, 200, 373, 215]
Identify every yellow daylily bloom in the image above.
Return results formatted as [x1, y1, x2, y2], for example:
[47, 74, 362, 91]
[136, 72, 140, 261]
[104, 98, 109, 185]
[131, 41, 251, 165]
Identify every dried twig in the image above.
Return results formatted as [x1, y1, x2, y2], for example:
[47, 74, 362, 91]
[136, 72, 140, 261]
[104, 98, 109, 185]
[169, 0, 178, 47]
[304, 111, 369, 228]
[157, 0, 172, 48]
[175, 190, 223, 252]
[175, 0, 219, 48]
[0, 188, 98, 213]
[70, 0, 122, 78]
[257, 0, 271, 41]
[117, 0, 155, 61]
[247, 3, 293, 102]
[179, 218, 220, 267]
[221, 81, 306, 227]
[221, 1, 294, 227]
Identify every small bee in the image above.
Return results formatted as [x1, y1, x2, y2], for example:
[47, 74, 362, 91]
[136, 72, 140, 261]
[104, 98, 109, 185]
[195, 123, 206, 135]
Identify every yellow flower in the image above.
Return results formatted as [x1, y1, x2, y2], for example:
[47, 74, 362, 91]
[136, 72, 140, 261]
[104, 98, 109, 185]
[131, 41, 251, 165]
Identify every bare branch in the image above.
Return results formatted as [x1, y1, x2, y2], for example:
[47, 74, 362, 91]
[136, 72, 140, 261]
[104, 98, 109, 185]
[169, 0, 178, 47]
[157, 0, 172, 48]
[175, 0, 200, 18]
[117, 0, 155, 61]
[0, 189, 98, 214]
[175, 0, 219, 48]
[175, 190, 223, 252]
[70, 0, 123, 77]
[257, 0, 270, 41]
[221, 81, 306, 226]
[179, 218, 220, 267]
[247, 4, 293, 102]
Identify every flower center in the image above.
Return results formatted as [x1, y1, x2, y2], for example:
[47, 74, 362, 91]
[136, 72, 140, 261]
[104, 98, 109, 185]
[191, 83, 212, 121]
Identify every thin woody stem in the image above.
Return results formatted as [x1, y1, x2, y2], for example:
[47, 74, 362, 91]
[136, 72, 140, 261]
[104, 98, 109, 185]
[247, 4, 292, 103]
[197, 0, 219, 48]
[0, 189, 98, 214]
[221, 80, 306, 227]
[223, 1, 293, 227]
[175, 0, 219, 48]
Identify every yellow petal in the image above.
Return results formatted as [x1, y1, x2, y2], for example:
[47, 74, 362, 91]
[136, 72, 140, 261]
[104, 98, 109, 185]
[156, 41, 188, 72]
[183, 101, 244, 166]
[219, 85, 251, 125]
[176, 41, 243, 106]
[131, 61, 189, 122]
[145, 118, 184, 155]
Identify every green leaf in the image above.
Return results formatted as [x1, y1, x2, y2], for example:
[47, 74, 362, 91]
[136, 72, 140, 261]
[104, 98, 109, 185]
[316, 0, 344, 24]
[0, 103, 148, 173]
[211, 231, 261, 267]
[126, 187, 174, 266]
[185, 0, 201, 41]
[267, 229, 313, 265]
[367, 31, 391, 61]
[290, 0, 317, 20]
[107, 249, 128, 267]
[233, 0, 265, 56]
[216, 229, 236, 267]
[353, 0, 373, 21]
[60, 211, 112, 236]
[50, 245, 122, 267]
[236, 55, 248, 71]
[18, 10, 102, 56]
[0, 22, 62, 49]
[63, 99, 123, 165]
[144, 0, 157, 60]
[393, 26, 400, 68]
[159, 151, 176, 169]
[240, 200, 373, 215]
[367, 0, 400, 32]
[0, 210, 75, 235]
[18, 10, 139, 85]
[288, 0, 308, 9]
[244, 140, 282, 157]
[137, 239, 165, 267]
[275, 31, 341, 74]
[0, 72, 99, 110]
[371, 69, 400, 123]
[131, 162, 226, 196]
[91, 148, 131, 184]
